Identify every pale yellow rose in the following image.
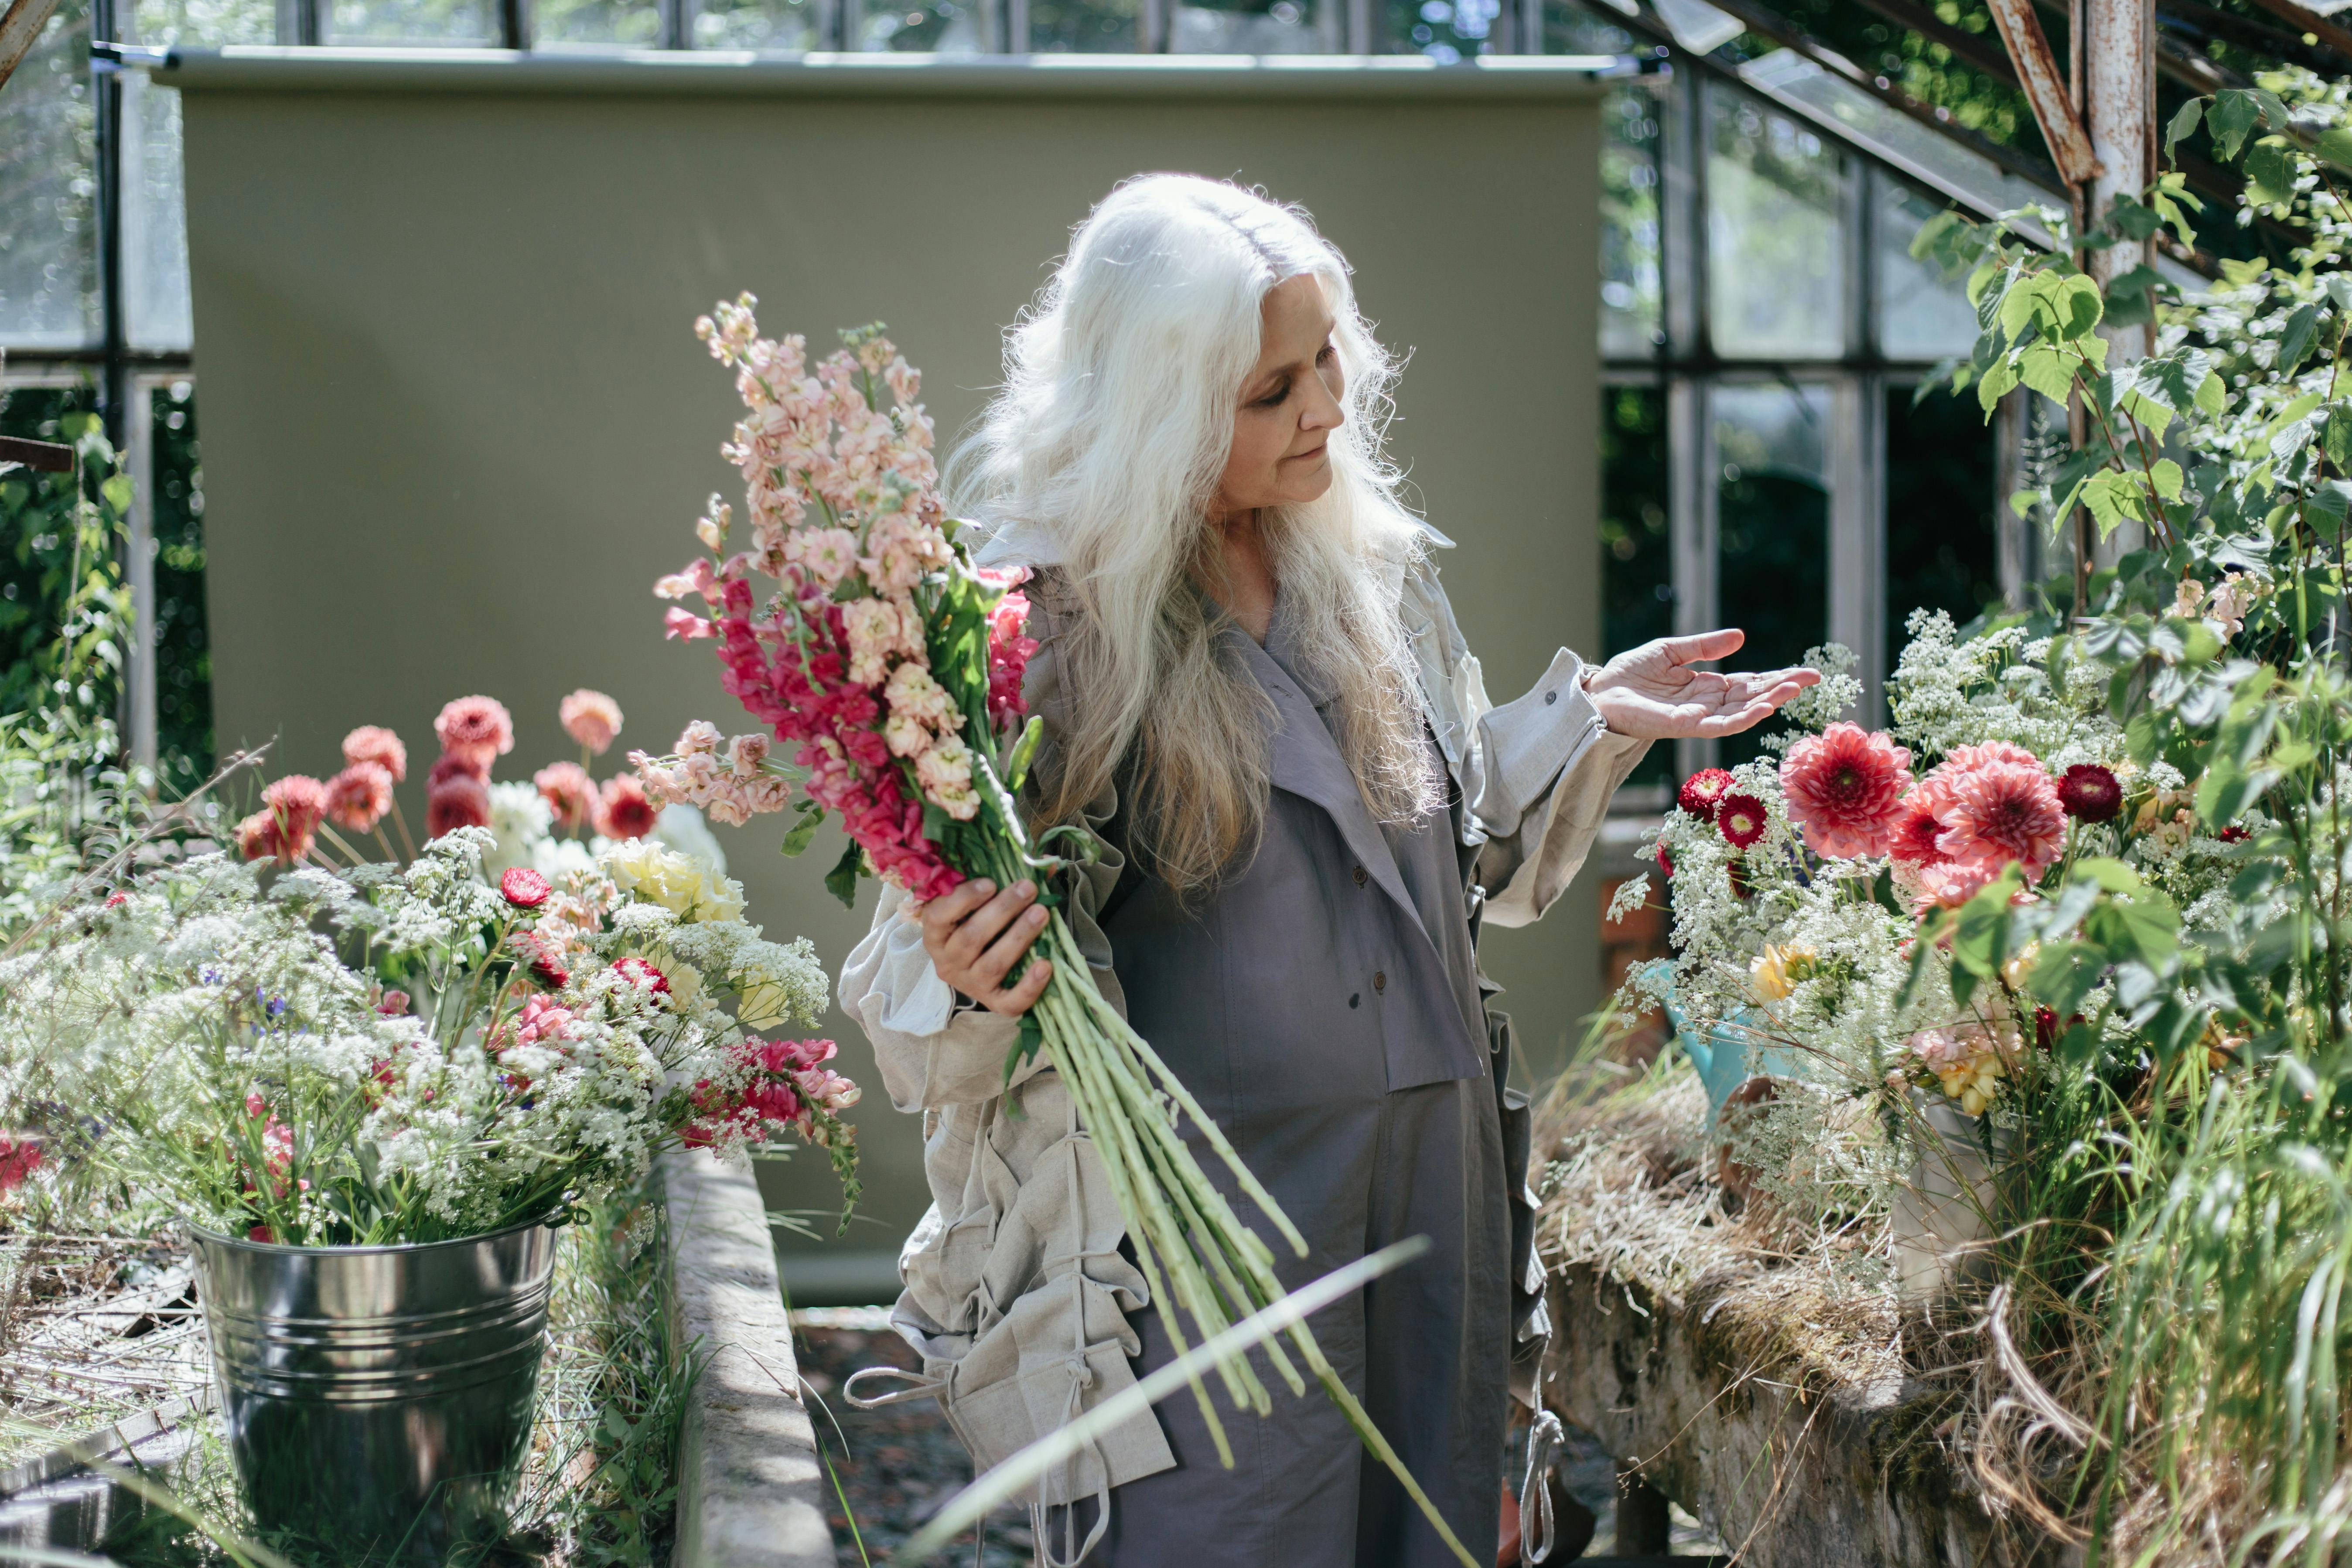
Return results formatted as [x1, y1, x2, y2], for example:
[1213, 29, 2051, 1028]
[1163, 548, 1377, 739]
[603, 839, 746, 923]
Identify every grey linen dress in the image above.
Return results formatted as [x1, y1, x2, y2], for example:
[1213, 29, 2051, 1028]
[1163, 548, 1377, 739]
[840, 527, 1648, 1566]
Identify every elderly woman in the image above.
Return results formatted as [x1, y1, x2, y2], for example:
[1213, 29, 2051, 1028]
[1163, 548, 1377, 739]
[841, 175, 1815, 1567]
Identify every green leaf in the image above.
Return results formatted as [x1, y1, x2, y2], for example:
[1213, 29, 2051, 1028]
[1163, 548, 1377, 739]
[99, 475, 133, 515]
[2165, 97, 2205, 164]
[2029, 940, 2106, 1018]
[2082, 469, 2148, 539]
[2018, 343, 2080, 405]
[2151, 458, 2185, 501]
[2318, 126, 2352, 171]
[779, 808, 820, 857]
[2195, 370, 2226, 414]
[2074, 857, 2146, 893]
[2252, 87, 2295, 133]
[2210, 89, 2263, 160]
[2245, 138, 2298, 208]
[1978, 357, 2020, 413]
[2280, 302, 2324, 374]
[2055, 273, 2105, 339]
[823, 838, 864, 908]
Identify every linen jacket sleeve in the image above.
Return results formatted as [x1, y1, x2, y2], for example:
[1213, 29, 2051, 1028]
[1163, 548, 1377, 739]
[1400, 557, 1651, 928]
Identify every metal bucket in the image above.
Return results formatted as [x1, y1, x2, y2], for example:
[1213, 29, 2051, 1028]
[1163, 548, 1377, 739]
[186, 1216, 558, 1563]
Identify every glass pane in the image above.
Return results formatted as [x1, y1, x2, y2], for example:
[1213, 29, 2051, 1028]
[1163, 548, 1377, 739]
[694, 0, 816, 48]
[131, 0, 275, 41]
[1714, 382, 1828, 768]
[152, 379, 213, 795]
[122, 75, 191, 352]
[1382, 0, 1496, 60]
[0, 0, 98, 351]
[854, 0, 983, 49]
[1885, 383, 2001, 670]
[1601, 384, 1672, 793]
[1706, 86, 1846, 360]
[1601, 86, 1661, 358]
[1171, 0, 1334, 52]
[1540, 0, 1627, 53]
[534, 0, 661, 46]
[1029, 0, 1139, 51]
[328, 0, 494, 45]
[1877, 176, 1980, 363]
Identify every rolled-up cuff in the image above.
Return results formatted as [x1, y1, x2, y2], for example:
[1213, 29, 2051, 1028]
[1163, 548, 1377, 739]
[1469, 648, 1605, 840]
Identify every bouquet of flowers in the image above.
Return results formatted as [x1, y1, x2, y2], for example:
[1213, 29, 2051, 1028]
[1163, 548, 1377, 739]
[0, 825, 857, 1246]
[643, 300, 1472, 1561]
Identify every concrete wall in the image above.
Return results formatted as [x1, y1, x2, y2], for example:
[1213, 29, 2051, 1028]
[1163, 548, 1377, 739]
[166, 51, 1605, 1297]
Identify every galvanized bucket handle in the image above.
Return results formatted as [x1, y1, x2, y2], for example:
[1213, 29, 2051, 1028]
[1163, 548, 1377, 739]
[841, 1366, 945, 1409]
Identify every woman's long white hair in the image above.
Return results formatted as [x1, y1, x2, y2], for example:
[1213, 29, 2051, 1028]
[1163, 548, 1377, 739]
[948, 174, 1439, 897]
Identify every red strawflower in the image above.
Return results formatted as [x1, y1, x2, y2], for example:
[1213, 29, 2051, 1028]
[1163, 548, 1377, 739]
[1677, 768, 1735, 820]
[612, 956, 670, 995]
[500, 867, 551, 908]
[1655, 844, 1673, 878]
[434, 696, 515, 770]
[1717, 793, 1768, 849]
[1779, 723, 1913, 859]
[2056, 763, 2123, 823]
[594, 775, 659, 840]
[534, 761, 596, 831]
[2218, 825, 2251, 843]
[341, 725, 408, 783]
[426, 773, 492, 839]
[324, 762, 394, 834]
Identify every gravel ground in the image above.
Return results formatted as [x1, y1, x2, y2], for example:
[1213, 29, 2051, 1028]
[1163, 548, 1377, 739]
[792, 1307, 1724, 1565]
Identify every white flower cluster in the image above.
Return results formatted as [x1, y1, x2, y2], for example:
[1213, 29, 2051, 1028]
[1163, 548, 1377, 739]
[0, 832, 837, 1246]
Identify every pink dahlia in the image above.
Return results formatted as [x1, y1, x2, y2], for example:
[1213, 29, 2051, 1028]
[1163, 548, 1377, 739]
[264, 775, 329, 842]
[1887, 797, 1950, 867]
[426, 773, 492, 839]
[434, 696, 515, 770]
[594, 775, 659, 840]
[1779, 723, 1912, 859]
[1677, 768, 1735, 821]
[534, 761, 595, 832]
[559, 689, 624, 755]
[2057, 763, 2123, 823]
[236, 810, 288, 864]
[324, 762, 394, 834]
[1935, 761, 2066, 875]
[341, 725, 408, 783]
[1717, 793, 1769, 849]
[427, 750, 488, 790]
[1909, 857, 1998, 912]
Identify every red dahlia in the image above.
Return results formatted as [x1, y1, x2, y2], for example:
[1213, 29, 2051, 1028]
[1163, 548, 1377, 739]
[2056, 763, 2123, 823]
[1717, 793, 1768, 849]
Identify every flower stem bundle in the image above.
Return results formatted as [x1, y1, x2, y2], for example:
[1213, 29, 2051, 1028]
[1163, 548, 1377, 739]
[644, 300, 1475, 1565]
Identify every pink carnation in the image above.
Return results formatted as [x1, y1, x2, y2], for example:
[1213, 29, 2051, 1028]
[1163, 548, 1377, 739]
[535, 761, 596, 832]
[324, 763, 394, 834]
[1779, 723, 1912, 859]
[341, 726, 408, 783]
[434, 696, 515, 770]
[595, 775, 659, 840]
[426, 773, 492, 838]
[427, 750, 488, 789]
[1935, 760, 2066, 876]
[559, 689, 624, 755]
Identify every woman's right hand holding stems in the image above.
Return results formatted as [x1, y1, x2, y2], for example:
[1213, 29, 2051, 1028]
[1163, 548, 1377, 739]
[912, 878, 1054, 1018]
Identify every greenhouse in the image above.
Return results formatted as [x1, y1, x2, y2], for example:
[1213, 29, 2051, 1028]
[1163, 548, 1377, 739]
[0, 0, 2346, 1560]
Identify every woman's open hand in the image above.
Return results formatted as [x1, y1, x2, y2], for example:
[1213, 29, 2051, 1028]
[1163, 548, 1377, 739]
[909, 878, 1055, 1018]
[1585, 629, 1820, 741]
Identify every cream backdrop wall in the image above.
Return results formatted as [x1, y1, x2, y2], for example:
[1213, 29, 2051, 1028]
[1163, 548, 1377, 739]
[162, 50, 1605, 1298]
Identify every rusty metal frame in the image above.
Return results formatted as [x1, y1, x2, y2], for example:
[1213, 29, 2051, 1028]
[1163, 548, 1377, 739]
[0, 0, 62, 91]
[1984, 0, 2102, 185]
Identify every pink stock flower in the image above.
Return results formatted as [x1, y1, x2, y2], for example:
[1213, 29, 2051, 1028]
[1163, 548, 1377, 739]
[1935, 761, 2066, 876]
[1779, 724, 1912, 859]
[341, 725, 408, 783]
[654, 557, 718, 603]
[728, 733, 769, 776]
[324, 763, 394, 834]
[434, 696, 515, 769]
[677, 721, 724, 756]
[426, 773, 492, 838]
[511, 995, 577, 1047]
[666, 608, 717, 641]
[595, 775, 659, 840]
[787, 528, 861, 589]
[560, 690, 625, 755]
[534, 761, 596, 831]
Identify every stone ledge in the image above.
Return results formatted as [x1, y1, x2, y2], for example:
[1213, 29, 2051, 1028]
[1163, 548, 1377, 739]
[662, 1147, 838, 1568]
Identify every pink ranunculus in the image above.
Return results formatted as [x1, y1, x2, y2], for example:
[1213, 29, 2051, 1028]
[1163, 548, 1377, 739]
[594, 775, 659, 840]
[512, 994, 576, 1047]
[426, 773, 492, 838]
[341, 725, 408, 783]
[434, 696, 515, 770]
[427, 749, 488, 790]
[1779, 723, 1912, 859]
[534, 761, 596, 832]
[1935, 760, 2066, 876]
[324, 762, 394, 834]
[560, 689, 624, 755]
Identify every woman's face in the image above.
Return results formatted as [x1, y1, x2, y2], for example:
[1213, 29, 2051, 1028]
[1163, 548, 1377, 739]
[1210, 272, 1345, 522]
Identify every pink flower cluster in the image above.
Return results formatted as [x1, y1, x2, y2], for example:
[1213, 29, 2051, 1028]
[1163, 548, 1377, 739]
[1777, 724, 2073, 912]
[682, 1036, 863, 1150]
[654, 302, 1038, 902]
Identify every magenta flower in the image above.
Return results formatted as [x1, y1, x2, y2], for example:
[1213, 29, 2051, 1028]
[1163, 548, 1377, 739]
[426, 773, 492, 839]
[500, 867, 551, 909]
